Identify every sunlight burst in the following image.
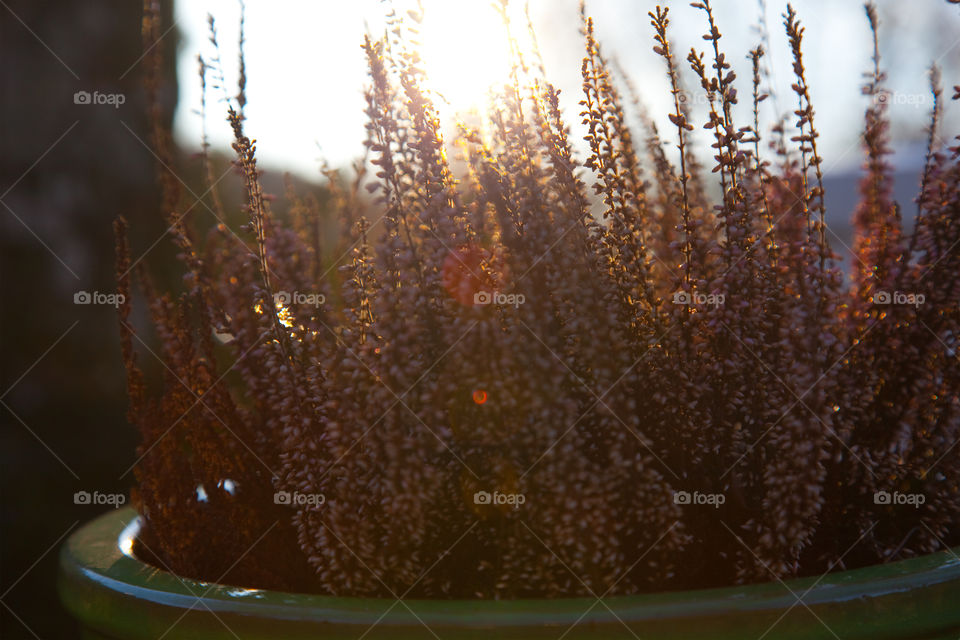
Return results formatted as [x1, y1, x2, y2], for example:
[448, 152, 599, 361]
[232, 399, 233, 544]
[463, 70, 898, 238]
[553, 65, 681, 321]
[413, 1, 537, 113]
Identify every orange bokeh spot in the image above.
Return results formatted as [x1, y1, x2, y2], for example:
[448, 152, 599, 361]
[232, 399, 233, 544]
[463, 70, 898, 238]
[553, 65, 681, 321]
[443, 244, 514, 307]
[472, 389, 488, 405]
[442, 245, 486, 306]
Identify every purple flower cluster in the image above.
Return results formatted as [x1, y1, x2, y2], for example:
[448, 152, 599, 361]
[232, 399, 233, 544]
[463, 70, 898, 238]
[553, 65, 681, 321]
[117, 1, 959, 596]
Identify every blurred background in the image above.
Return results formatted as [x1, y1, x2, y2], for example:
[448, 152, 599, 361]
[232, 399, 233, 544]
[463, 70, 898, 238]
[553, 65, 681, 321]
[1, 0, 957, 637]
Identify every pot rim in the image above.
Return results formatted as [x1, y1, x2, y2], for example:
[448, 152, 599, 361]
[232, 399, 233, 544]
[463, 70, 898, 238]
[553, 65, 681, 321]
[60, 507, 960, 638]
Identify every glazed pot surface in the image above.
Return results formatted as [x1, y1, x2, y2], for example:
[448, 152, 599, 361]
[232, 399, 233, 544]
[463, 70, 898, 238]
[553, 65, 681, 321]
[59, 508, 960, 639]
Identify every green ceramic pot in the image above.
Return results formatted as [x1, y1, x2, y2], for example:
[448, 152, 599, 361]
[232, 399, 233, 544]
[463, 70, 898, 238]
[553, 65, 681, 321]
[59, 508, 960, 640]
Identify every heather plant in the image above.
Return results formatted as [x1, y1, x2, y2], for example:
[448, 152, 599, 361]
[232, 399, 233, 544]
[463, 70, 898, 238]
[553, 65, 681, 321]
[117, 0, 960, 597]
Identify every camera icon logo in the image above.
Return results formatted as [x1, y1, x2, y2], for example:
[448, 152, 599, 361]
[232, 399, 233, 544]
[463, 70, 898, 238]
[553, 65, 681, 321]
[673, 490, 691, 505]
[872, 291, 891, 305]
[274, 490, 292, 505]
[474, 291, 492, 305]
[274, 291, 292, 305]
[74, 291, 92, 304]
[672, 291, 691, 305]
[74, 90, 91, 105]
[874, 490, 891, 505]
[74, 490, 92, 504]
[473, 490, 492, 505]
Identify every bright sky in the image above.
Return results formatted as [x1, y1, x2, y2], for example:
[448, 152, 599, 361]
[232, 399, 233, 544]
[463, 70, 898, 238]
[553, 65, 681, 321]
[173, 1, 959, 180]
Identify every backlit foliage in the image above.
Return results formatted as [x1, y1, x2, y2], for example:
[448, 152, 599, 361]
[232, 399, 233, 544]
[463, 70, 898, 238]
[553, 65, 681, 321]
[117, 0, 959, 596]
